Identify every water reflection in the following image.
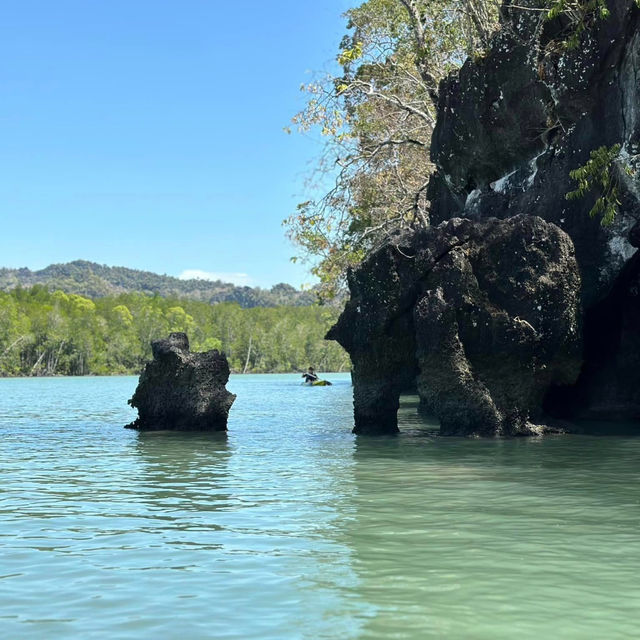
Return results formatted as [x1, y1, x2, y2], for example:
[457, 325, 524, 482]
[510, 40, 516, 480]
[133, 431, 230, 511]
[391, 393, 441, 439]
[128, 377, 370, 639]
[344, 432, 640, 639]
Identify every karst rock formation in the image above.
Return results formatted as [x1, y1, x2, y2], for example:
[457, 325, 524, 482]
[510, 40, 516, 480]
[329, 0, 640, 435]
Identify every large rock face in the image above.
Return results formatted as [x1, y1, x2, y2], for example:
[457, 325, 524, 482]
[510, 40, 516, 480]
[429, 0, 640, 309]
[330, 0, 640, 435]
[329, 216, 581, 435]
[126, 333, 235, 431]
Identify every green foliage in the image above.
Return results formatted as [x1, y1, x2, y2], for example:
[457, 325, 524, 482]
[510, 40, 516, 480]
[565, 144, 631, 226]
[287, 0, 500, 299]
[545, 0, 614, 50]
[0, 288, 349, 377]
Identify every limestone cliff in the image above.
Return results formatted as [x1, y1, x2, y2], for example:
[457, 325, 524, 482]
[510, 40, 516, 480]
[329, 0, 640, 435]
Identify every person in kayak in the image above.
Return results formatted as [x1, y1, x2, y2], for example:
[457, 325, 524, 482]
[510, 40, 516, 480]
[302, 367, 319, 384]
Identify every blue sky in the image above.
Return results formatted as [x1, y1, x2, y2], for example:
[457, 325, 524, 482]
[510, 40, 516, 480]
[0, 0, 352, 288]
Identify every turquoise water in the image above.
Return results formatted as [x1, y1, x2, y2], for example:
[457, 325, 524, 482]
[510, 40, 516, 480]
[2, 374, 640, 639]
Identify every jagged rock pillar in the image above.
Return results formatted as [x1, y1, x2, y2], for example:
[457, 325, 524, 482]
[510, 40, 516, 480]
[326, 241, 420, 435]
[126, 332, 236, 431]
[414, 289, 503, 436]
[348, 316, 417, 435]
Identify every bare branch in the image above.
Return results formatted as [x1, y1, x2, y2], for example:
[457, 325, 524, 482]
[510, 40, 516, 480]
[398, 0, 441, 103]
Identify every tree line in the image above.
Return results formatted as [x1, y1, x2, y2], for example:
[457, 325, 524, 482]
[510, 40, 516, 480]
[0, 286, 349, 377]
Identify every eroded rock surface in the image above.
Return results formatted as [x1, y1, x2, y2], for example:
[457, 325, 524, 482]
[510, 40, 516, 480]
[429, 0, 640, 309]
[329, 216, 581, 435]
[126, 333, 235, 431]
[329, 1, 640, 435]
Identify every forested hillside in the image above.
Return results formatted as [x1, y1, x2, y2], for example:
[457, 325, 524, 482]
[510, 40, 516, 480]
[0, 261, 316, 307]
[0, 286, 348, 376]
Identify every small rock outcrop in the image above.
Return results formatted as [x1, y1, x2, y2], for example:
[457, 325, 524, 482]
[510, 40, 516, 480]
[126, 333, 235, 431]
[329, 0, 640, 435]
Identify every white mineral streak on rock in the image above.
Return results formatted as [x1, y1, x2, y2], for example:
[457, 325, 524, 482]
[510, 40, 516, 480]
[607, 234, 635, 267]
[465, 188, 482, 208]
[490, 170, 516, 193]
[526, 151, 546, 188]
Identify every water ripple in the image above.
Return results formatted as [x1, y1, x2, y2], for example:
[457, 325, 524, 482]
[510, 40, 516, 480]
[2, 375, 640, 638]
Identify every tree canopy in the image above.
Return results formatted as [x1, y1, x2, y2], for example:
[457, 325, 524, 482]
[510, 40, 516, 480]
[285, 0, 500, 298]
[0, 287, 348, 377]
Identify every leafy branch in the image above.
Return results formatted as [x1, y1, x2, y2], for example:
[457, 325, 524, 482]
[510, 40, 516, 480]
[565, 144, 634, 226]
[544, 0, 640, 50]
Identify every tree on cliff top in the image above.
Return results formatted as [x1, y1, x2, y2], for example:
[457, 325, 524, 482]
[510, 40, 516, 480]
[285, 0, 500, 299]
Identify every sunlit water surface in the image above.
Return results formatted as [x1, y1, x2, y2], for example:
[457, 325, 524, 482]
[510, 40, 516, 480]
[2, 374, 640, 639]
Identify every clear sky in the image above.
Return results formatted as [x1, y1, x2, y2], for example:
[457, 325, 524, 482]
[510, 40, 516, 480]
[0, 0, 352, 288]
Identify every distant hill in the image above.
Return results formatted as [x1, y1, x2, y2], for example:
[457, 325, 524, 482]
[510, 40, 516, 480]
[0, 260, 317, 308]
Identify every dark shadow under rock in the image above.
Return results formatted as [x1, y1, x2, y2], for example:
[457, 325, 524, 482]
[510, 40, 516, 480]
[126, 332, 236, 431]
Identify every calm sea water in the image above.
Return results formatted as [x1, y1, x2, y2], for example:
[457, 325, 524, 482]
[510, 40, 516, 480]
[2, 374, 640, 639]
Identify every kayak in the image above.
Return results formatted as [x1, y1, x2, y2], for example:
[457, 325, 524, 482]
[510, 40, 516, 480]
[303, 379, 332, 386]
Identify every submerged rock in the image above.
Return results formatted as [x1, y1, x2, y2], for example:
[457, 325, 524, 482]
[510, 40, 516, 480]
[126, 333, 235, 431]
